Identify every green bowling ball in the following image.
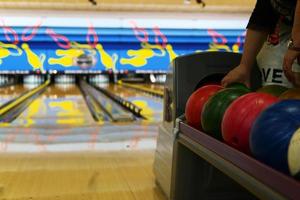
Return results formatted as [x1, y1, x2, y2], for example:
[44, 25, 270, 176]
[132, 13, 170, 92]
[226, 82, 251, 92]
[257, 84, 288, 97]
[201, 88, 249, 140]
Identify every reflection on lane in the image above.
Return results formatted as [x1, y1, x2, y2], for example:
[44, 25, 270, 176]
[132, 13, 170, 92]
[0, 85, 29, 107]
[97, 83, 163, 122]
[0, 83, 162, 153]
[81, 81, 134, 122]
[11, 84, 95, 128]
[0, 123, 159, 152]
[140, 83, 164, 91]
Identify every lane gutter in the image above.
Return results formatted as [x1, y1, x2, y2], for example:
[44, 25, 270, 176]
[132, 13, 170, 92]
[80, 81, 135, 122]
[0, 80, 50, 122]
[91, 83, 146, 119]
[79, 83, 110, 122]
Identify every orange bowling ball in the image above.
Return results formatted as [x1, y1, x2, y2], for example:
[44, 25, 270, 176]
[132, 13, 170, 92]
[185, 85, 223, 129]
[280, 88, 300, 100]
[257, 84, 288, 97]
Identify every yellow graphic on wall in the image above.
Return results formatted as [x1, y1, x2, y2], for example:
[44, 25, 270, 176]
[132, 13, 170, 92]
[48, 42, 98, 68]
[232, 43, 242, 53]
[120, 42, 166, 67]
[95, 44, 118, 71]
[207, 43, 242, 53]
[48, 48, 85, 67]
[165, 44, 178, 62]
[21, 43, 45, 71]
[207, 43, 231, 52]
[0, 42, 22, 65]
[48, 42, 119, 71]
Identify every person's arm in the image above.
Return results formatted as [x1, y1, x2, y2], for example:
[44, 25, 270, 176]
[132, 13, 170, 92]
[283, 0, 300, 86]
[221, 0, 279, 87]
[239, 29, 268, 71]
[292, 0, 300, 47]
[221, 29, 267, 87]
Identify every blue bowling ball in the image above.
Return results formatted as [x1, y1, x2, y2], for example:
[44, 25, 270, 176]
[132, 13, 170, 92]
[250, 100, 300, 175]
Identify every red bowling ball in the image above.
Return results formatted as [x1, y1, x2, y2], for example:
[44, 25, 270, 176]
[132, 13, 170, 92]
[221, 93, 279, 154]
[185, 84, 223, 129]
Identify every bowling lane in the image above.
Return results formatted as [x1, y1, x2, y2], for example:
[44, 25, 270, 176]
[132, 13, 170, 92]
[97, 83, 163, 122]
[140, 83, 164, 92]
[0, 83, 162, 151]
[0, 85, 29, 107]
[0, 85, 166, 200]
[10, 84, 96, 128]
[80, 81, 134, 122]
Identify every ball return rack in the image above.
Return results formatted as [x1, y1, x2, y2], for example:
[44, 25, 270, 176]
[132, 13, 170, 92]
[153, 52, 300, 200]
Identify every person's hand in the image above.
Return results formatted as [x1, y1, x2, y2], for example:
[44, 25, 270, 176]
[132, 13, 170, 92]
[221, 65, 251, 87]
[283, 49, 300, 86]
[294, 72, 300, 87]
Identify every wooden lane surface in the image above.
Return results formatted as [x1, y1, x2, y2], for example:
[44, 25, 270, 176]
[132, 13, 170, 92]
[10, 84, 96, 127]
[118, 83, 164, 98]
[99, 83, 163, 121]
[0, 83, 166, 199]
[139, 84, 164, 92]
[0, 85, 28, 107]
[0, 150, 166, 200]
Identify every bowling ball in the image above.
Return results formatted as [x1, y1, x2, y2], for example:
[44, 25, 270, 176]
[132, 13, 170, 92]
[288, 128, 300, 178]
[250, 100, 300, 175]
[185, 85, 223, 129]
[226, 82, 251, 92]
[257, 84, 288, 97]
[280, 88, 300, 100]
[222, 93, 278, 154]
[201, 88, 249, 139]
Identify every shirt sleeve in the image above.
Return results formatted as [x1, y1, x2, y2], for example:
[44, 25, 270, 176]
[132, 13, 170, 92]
[246, 0, 280, 33]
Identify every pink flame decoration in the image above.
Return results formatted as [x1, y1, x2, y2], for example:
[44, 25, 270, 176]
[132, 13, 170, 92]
[130, 21, 149, 43]
[47, 129, 70, 142]
[0, 19, 19, 45]
[87, 23, 99, 48]
[153, 26, 168, 48]
[207, 29, 228, 44]
[46, 28, 71, 49]
[88, 127, 101, 149]
[235, 31, 246, 49]
[21, 20, 42, 42]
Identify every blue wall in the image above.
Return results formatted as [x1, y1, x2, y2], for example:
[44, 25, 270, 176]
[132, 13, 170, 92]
[0, 23, 245, 73]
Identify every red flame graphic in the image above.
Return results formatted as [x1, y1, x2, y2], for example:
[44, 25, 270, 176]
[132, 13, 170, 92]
[207, 29, 227, 44]
[153, 26, 168, 48]
[21, 20, 42, 42]
[235, 31, 246, 49]
[0, 19, 19, 45]
[130, 21, 149, 43]
[87, 23, 99, 48]
[46, 28, 71, 49]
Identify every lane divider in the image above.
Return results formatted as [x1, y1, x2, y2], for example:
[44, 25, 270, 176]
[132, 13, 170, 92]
[0, 80, 50, 116]
[91, 84, 145, 119]
[79, 82, 110, 122]
[118, 81, 164, 98]
[81, 81, 135, 122]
